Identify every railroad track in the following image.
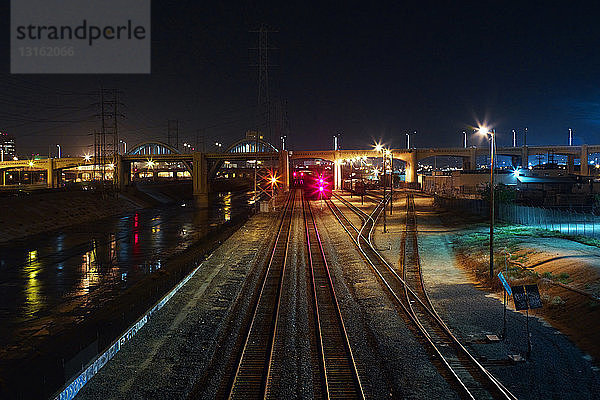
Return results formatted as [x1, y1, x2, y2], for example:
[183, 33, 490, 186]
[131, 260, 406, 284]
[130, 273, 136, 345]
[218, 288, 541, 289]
[327, 192, 518, 400]
[303, 191, 364, 399]
[227, 190, 296, 399]
[227, 189, 363, 399]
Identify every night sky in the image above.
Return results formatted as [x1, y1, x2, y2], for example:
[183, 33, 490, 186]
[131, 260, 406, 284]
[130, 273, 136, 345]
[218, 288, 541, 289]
[2, 1, 600, 157]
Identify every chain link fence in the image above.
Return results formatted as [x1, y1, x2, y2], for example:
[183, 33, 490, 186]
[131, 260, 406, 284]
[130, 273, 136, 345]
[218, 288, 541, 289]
[435, 195, 600, 237]
[498, 203, 600, 237]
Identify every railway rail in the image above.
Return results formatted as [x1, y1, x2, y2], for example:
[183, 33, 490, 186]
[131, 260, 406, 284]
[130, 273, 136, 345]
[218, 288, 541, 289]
[303, 192, 364, 399]
[327, 192, 518, 400]
[227, 189, 363, 399]
[227, 190, 296, 399]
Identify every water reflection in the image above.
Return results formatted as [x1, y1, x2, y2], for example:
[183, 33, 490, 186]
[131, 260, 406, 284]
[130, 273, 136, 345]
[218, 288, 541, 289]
[24, 250, 42, 317]
[1, 190, 254, 353]
[223, 192, 232, 221]
[77, 241, 99, 295]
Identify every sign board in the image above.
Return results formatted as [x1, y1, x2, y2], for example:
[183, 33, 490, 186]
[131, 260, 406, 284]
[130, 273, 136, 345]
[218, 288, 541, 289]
[512, 285, 528, 311]
[525, 284, 543, 309]
[498, 272, 512, 295]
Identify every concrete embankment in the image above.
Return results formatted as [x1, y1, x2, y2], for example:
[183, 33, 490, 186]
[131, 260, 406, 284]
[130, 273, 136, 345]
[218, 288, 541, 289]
[0, 183, 195, 243]
[0, 190, 140, 243]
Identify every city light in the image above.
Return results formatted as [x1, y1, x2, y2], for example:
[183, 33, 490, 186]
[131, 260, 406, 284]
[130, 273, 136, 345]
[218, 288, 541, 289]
[478, 125, 490, 136]
[83, 154, 92, 162]
[28, 160, 34, 167]
[374, 141, 383, 152]
[146, 160, 156, 168]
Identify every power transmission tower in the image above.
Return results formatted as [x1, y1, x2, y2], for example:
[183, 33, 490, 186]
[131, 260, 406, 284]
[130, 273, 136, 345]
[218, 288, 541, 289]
[167, 120, 179, 149]
[250, 25, 278, 145]
[94, 88, 123, 188]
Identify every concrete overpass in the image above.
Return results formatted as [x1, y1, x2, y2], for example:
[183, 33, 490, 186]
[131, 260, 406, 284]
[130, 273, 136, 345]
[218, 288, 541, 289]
[1, 143, 598, 204]
[291, 144, 600, 188]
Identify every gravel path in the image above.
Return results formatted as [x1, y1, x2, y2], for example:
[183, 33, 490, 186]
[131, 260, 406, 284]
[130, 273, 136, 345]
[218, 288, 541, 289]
[385, 193, 600, 399]
[77, 212, 279, 400]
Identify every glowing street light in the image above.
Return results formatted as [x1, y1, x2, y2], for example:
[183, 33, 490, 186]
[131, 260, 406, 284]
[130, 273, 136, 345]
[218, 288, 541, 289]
[374, 142, 383, 153]
[28, 160, 34, 167]
[146, 160, 156, 169]
[83, 154, 92, 162]
[478, 125, 496, 282]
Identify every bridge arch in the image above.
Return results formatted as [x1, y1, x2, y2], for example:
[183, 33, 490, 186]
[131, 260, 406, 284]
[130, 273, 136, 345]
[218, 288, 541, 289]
[224, 137, 278, 154]
[127, 141, 181, 155]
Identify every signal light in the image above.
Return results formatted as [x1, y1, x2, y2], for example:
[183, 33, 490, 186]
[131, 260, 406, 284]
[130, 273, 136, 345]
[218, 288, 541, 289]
[293, 172, 297, 177]
[319, 178, 324, 184]
[319, 186, 324, 192]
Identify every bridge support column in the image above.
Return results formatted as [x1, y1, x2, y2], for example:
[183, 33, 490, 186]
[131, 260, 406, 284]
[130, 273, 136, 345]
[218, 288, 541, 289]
[193, 152, 209, 207]
[116, 155, 131, 191]
[334, 158, 342, 190]
[461, 148, 477, 170]
[521, 146, 529, 168]
[279, 150, 289, 192]
[405, 151, 417, 184]
[581, 144, 589, 176]
[47, 159, 55, 188]
[567, 154, 575, 174]
[511, 156, 520, 168]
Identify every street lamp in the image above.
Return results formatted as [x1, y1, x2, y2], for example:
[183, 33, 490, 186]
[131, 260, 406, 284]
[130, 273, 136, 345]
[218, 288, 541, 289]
[568, 128, 573, 146]
[120, 140, 127, 154]
[56, 144, 61, 158]
[463, 131, 468, 148]
[479, 126, 496, 282]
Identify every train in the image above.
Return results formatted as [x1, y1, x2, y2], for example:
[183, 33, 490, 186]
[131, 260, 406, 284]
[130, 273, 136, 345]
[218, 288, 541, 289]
[291, 165, 333, 200]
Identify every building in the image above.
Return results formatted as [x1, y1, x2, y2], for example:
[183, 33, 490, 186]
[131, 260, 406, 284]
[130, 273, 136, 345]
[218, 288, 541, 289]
[0, 132, 16, 160]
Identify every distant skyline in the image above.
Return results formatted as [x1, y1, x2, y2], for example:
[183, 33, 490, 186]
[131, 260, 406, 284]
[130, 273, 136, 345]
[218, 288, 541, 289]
[2, 1, 600, 157]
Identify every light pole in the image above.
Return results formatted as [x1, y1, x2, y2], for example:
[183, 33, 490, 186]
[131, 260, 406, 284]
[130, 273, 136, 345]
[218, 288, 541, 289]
[512, 130, 517, 147]
[56, 144, 61, 158]
[388, 150, 393, 215]
[120, 140, 127, 154]
[479, 126, 496, 282]
[382, 149, 387, 233]
[568, 128, 573, 146]
[463, 131, 467, 148]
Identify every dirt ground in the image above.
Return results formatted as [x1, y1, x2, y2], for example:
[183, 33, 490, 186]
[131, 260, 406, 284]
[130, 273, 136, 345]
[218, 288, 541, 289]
[446, 203, 600, 365]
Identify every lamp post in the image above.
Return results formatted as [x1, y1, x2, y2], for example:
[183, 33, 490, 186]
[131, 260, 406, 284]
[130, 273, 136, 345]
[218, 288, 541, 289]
[388, 150, 393, 215]
[120, 140, 127, 154]
[56, 144, 61, 158]
[463, 131, 467, 148]
[479, 126, 496, 282]
[373, 142, 386, 232]
[568, 128, 573, 146]
[382, 149, 387, 233]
